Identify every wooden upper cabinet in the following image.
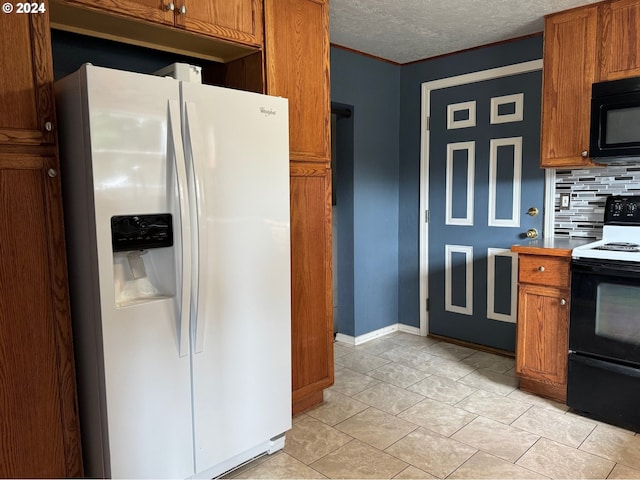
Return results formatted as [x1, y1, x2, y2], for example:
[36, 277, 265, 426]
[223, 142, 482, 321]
[264, 0, 331, 163]
[53, 0, 262, 47]
[177, 0, 263, 46]
[599, 0, 640, 80]
[540, 5, 598, 168]
[62, 0, 174, 24]
[0, 11, 56, 146]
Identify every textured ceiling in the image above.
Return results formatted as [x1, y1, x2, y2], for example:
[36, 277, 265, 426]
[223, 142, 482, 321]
[329, 0, 602, 64]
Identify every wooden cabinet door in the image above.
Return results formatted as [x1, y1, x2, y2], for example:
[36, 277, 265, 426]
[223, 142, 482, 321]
[179, 0, 263, 46]
[540, 6, 598, 168]
[290, 166, 334, 414]
[264, 0, 331, 163]
[599, 0, 640, 80]
[516, 283, 570, 399]
[56, 0, 174, 25]
[0, 154, 82, 477]
[0, 11, 56, 146]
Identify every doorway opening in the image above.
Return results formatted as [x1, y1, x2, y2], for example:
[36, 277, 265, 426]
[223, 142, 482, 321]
[331, 102, 354, 337]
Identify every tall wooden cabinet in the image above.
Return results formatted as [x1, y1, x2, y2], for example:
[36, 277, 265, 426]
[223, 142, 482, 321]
[264, 0, 334, 414]
[0, 10, 82, 478]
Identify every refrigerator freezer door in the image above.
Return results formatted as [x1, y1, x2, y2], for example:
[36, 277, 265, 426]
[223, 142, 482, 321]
[181, 82, 292, 477]
[64, 65, 195, 479]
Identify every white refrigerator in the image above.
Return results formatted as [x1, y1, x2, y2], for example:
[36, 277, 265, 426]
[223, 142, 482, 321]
[55, 64, 291, 479]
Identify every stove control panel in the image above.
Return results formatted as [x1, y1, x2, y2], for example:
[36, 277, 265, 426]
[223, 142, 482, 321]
[604, 196, 640, 225]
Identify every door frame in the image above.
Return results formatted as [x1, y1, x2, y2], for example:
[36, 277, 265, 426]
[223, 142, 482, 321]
[419, 59, 555, 336]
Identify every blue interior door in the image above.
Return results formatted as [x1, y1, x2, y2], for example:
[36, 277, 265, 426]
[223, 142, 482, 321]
[428, 70, 544, 351]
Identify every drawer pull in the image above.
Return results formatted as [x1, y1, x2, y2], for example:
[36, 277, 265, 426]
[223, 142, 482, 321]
[538, 266, 545, 272]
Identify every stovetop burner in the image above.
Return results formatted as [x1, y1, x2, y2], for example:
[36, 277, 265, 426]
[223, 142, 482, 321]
[594, 242, 640, 252]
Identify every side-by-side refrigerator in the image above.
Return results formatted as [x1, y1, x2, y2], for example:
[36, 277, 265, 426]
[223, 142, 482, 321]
[55, 64, 291, 479]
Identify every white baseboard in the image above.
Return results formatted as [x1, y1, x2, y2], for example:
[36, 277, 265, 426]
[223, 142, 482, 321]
[335, 323, 422, 346]
[398, 324, 421, 336]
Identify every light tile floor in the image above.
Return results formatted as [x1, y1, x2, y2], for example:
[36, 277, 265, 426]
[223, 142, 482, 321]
[226, 332, 640, 479]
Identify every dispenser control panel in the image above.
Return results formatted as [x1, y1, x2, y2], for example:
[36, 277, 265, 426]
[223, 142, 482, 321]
[111, 214, 173, 252]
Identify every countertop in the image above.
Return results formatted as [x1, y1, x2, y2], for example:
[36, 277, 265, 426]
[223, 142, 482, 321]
[511, 237, 594, 257]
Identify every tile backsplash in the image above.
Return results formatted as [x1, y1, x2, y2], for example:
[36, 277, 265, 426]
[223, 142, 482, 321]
[554, 165, 640, 239]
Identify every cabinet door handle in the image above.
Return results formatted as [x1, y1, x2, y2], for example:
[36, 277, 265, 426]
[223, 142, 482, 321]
[44, 121, 53, 132]
[538, 266, 545, 272]
[560, 298, 567, 306]
[581, 150, 588, 158]
[47, 168, 58, 178]
[166, 2, 175, 11]
[178, 4, 186, 14]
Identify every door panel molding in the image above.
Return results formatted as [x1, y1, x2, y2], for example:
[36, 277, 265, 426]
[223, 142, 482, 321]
[487, 248, 518, 323]
[446, 141, 475, 226]
[445, 245, 473, 315]
[488, 136, 522, 228]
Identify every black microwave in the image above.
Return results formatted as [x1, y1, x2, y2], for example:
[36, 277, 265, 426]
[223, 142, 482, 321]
[590, 76, 640, 164]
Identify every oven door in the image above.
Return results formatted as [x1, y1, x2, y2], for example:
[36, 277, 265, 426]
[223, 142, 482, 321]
[570, 258, 640, 366]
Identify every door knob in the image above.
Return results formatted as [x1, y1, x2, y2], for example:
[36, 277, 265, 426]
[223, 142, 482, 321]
[527, 207, 539, 216]
[526, 228, 539, 239]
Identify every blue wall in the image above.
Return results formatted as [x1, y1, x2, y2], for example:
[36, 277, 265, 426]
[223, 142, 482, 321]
[331, 35, 544, 337]
[330, 48, 401, 337]
[51, 30, 212, 80]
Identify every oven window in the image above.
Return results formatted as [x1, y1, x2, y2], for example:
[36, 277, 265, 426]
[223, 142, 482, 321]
[596, 283, 640, 345]
[606, 106, 640, 144]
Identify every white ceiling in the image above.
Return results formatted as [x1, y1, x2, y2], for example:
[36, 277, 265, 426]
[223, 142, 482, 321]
[329, 0, 602, 64]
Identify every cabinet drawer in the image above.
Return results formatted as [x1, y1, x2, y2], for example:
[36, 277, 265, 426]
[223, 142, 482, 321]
[518, 255, 570, 288]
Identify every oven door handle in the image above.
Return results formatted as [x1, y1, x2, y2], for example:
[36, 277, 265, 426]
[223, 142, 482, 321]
[570, 353, 640, 379]
[572, 258, 640, 276]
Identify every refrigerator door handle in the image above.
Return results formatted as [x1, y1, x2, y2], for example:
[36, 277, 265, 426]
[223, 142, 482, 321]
[168, 99, 192, 358]
[184, 102, 208, 354]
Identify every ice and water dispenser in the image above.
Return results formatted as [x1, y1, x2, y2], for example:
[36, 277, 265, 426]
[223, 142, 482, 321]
[111, 214, 175, 307]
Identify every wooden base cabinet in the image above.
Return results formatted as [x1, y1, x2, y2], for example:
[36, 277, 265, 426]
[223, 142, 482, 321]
[0, 153, 82, 477]
[515, 254, 571, 402]
[289, 166, 334, 415]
